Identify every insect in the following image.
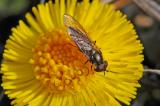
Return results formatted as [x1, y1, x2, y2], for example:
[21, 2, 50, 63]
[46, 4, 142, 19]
[64, 14, 107, 72]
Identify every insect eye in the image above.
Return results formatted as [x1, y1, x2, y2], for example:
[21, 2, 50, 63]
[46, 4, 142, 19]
[95, 54, 101, 61]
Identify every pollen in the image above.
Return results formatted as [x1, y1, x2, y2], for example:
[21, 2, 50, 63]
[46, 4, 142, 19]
[29, 30, 94, 93]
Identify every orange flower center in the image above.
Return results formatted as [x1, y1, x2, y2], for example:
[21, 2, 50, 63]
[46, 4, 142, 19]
[29, 30, 94, 93]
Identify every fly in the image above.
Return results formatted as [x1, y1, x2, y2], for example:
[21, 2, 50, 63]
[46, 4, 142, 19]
[64, 14, 107, 72]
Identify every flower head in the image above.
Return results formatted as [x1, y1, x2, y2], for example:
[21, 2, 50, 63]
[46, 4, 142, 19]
[1, 0, 143, 106]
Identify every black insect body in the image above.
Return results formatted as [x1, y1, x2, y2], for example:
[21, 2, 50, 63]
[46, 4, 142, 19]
[64, 14, 107, 72]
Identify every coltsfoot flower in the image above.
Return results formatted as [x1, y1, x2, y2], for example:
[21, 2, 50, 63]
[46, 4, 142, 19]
[1, 0, 143, 106]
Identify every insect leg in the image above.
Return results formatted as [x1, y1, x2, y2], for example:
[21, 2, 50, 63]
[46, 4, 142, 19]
[84, 59, 89, 64]
[91, 64, 93, 71]
[65, 43, 83, 54]
[65, 43, 82, 51]
[65, 43, 77, 47]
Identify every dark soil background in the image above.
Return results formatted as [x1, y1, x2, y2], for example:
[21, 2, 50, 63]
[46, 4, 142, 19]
[0, 0, 160, 106]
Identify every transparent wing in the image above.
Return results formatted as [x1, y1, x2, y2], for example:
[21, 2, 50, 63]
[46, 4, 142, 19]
[64, 14, 92, 45]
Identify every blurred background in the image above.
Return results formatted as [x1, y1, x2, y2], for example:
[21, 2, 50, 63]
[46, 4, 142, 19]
[0, 0, 160, 106]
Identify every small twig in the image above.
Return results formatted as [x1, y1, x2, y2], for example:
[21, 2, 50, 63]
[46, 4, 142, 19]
[133, 0, 160, 21]
[144, 69, 160, 75]
[40, 0, 45, 3]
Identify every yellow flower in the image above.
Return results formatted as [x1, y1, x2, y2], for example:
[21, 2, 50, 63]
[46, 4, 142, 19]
[1, 0, 143, 106]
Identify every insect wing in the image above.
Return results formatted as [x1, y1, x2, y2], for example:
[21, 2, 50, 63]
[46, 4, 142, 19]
[68, 27, 93, 59]
[64, 14, 86, 34]
[64, 14, 94, 59]
[64, 14, 92, 45]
